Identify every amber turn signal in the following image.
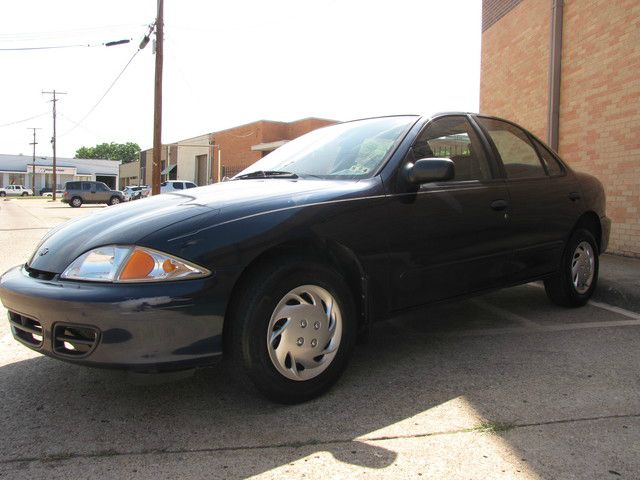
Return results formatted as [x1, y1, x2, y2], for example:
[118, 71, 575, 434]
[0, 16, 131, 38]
[120, 250, 155, 280]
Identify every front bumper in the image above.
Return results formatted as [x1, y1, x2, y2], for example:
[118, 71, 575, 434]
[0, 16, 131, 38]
[0, 265, 229, 371]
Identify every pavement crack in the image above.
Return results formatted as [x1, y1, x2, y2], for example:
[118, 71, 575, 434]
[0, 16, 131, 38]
[1, 413, 638, 466]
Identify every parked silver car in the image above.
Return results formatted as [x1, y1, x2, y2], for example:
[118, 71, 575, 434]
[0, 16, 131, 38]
[0, 185, 33, 197]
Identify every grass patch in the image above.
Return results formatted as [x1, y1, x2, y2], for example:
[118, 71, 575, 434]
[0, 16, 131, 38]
[472, 421, 517, 434]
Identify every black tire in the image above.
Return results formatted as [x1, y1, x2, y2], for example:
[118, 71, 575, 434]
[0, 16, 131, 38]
[109, 196, 121, 206]
[544, 228, 599, 307]
[70, 196, 82, 208]
[225, 257, 357, 404]
[0, 192, 5, 197]
[21, 192, 28, 196]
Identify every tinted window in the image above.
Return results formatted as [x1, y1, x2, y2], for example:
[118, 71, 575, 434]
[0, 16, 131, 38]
[82, 182, 92, 191]
[186, 182, 196, 189]
[531, 137, 564, 176]
[66, 182, 80, 190]
[173, 182, 184, 190]
[96, 183, 109, 192]
[477, 118, 545, 179]
[413, 116, 491, 181]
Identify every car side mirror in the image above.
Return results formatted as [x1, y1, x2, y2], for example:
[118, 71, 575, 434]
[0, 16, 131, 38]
[404, 158, 455, 184]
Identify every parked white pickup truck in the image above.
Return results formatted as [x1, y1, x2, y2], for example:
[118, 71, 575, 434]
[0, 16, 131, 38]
[0, 185, 33, 197]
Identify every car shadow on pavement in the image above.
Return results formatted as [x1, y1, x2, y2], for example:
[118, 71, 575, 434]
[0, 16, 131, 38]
[0, 285, 638, 478]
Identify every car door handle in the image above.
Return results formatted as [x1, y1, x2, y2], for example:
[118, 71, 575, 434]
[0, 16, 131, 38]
[569, 192, 581, 201]
[490, 199, 509, 211]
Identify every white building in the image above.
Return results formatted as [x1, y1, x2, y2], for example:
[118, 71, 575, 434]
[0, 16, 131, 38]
[0, 154, 120, 192]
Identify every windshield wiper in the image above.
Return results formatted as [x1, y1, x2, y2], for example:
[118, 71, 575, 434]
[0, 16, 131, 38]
[235, 170, 298, 180]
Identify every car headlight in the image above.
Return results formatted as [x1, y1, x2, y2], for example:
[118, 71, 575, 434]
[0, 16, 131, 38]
[60, 245, 211, 282]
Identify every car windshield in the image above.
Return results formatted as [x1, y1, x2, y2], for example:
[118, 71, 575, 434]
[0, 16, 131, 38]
[235, 116, 417, 180]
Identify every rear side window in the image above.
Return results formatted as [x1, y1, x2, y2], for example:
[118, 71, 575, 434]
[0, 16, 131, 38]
[412, 116, 492, 181]
[173, 182, 184, 190]
[477, 117, 546, 179]
[531, 137, 564, 176]
[65, 182, 78, 190]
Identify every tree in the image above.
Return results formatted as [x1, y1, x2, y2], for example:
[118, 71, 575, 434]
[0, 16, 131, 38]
[75, 142, 141, 163]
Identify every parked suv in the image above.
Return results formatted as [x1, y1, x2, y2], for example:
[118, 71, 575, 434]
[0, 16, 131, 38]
[0, 185, 33, 197]
[161, 180, 197, 193]
[62, 181, 124, 207]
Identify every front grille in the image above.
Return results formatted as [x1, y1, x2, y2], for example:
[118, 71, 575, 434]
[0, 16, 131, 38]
[8, 311, 43, 347]
[53, 323, 99, 357]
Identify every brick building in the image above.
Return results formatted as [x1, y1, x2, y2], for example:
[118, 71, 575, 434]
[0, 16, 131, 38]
[480, 0, 640, 256]
[132, 117, 336, 188]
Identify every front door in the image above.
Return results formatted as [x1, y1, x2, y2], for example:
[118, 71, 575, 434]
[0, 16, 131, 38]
[385, 115, 512, 310]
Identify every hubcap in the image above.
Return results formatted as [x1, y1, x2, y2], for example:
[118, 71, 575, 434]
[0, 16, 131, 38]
[267, 285, 342, 381]
[571, 241, 595, 294]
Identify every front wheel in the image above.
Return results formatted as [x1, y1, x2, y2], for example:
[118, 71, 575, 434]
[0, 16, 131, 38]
[21, 192, 28, 196]
[545, 228, 599, 307]
[226, 258, 357, 403]
[0, 192, 5, 197]
[109, 196, 121, 205]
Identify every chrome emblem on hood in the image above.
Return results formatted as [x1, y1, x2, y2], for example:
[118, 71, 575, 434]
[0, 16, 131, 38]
[38, 248, 49, 257]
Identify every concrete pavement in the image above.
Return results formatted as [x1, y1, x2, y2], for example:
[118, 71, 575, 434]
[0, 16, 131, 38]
[0, 198, 639, 479]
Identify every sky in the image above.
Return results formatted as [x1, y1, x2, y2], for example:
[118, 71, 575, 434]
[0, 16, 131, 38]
[0, 0, 482, 158]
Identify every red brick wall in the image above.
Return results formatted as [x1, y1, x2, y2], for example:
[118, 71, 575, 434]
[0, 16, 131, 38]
[481, 0, 640, 256]
[558, 0, 640, 256]
[480, 0, 550, 138]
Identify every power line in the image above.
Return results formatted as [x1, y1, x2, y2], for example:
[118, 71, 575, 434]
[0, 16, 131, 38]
[60, 25, 154, 137]
[0, 111, 48, 128]
[0, 43, 99, 51]
[0, 39, 131, 51]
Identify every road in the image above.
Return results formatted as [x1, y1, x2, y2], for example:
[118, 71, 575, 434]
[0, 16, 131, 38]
[0, 199, 639, 479]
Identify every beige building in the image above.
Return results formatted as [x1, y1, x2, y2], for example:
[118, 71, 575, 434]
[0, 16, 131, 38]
[118, 160, 140, 188]
[480, 0, 640, 256]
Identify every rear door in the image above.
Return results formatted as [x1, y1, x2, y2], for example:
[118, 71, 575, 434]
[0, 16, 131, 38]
[474, 116, 580, 280]
[384, 115, 512, 309]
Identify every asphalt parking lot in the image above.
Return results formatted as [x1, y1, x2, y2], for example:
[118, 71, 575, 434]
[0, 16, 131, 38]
[1, 199, 639, 479]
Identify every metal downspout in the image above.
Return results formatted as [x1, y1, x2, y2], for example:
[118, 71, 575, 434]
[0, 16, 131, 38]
[548, 0, 564, 151]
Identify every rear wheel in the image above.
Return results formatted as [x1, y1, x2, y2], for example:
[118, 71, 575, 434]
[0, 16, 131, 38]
[226, 258, 357, 403]
[0, 192, 5, 197]
[70, 196, 82, 208]
[544, 228, 599, 307]
[109, 196, 121, 205]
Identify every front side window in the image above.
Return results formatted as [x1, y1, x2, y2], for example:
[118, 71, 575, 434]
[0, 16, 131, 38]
[96, 183, 109, 192]
[173, 182, 184, 190]
[236, 116, 417, 180]
[412, 116, 492, 181]
[186, 182, 196, 189]
[476, 117, 546, 179]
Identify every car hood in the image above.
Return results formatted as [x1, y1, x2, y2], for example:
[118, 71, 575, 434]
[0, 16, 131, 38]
[27, 178, 378, 273]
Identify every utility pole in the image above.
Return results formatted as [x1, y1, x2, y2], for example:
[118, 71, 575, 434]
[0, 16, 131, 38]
[151, 0, 164, 195]
[28, 127, 41, 195]
[42, 90, 66, 201]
